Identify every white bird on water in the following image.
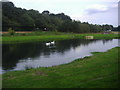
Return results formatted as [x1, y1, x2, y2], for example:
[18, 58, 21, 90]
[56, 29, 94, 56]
[50, 41, 55, 44]
[45, 42, 51, 46]
[45, 41, 55, 46]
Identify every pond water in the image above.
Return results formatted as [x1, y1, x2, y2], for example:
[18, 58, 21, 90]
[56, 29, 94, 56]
[2, 39, 119, 73]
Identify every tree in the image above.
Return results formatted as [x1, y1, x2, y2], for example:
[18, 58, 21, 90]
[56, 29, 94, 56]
[102, 24, 113, 31]
[56, 13, 72, 21]
[80, 23, 90, 33]
[58, 20, 80, 33]
[42, 10, 50, 15]
[118, 26, 120, 31]
[19, 13, 35, 31]
[2, 1, 113, 33]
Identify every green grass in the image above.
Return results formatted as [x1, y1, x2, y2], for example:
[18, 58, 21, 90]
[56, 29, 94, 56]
[2, 47, 119, 88]
[0, 74, 2, 89]
[1, 31, 119, 44]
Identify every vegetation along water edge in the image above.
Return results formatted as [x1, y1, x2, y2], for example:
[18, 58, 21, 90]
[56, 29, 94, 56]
[1, 32, 119, 44]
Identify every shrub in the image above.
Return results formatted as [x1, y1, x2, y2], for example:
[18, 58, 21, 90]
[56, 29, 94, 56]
[8, 28, 15, 35]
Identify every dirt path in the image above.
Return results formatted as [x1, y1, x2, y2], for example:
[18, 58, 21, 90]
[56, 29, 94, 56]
[0, 31, 32, 34]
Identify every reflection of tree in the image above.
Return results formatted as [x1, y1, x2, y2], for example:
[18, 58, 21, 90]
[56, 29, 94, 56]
[2, 39, 102, 70]
[102, 39, 112, 45]
[55, 39, 100, 54]
[3, 42, 45, 70]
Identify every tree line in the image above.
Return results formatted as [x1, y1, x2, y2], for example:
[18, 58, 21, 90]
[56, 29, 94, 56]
[2, 2, 119, 33]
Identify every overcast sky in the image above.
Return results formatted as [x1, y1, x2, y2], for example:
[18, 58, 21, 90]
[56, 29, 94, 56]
[3, 0, 119, 26]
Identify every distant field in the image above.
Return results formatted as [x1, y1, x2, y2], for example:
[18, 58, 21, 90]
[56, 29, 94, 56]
[1, 32, 119, 44]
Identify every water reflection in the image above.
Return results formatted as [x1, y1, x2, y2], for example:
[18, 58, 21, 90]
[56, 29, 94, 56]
[2, 39, 119, 73]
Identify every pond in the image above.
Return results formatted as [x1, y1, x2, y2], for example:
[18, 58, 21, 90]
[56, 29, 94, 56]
[2, 39, 119, 73]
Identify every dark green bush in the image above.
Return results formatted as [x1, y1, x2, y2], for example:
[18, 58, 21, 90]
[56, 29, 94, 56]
[8, 28, 15, 35]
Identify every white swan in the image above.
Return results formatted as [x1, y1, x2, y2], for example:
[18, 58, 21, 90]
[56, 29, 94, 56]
[50, 41, 55, 44]
[45, 42, 51, 46]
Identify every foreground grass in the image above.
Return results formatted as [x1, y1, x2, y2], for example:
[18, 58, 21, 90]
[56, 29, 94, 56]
[2, 47, 119, 88]
[2, 32, 119, 44]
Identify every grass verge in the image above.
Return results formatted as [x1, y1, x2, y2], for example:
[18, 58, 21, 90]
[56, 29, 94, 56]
[2, 32, 119, 44]
[2, 47, 119, 88]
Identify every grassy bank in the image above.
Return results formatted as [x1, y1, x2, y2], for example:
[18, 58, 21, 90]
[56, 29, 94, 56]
[2, 47, 119, 88]
[1, 32, 119, 44]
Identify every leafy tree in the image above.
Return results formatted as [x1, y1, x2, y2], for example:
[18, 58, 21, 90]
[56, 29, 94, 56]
[42, 10, 50, 15]
[80, 23, 90, 33]
[2, 1, 113, 33]
[102, 24, 113, 31]
[56, 13, 72, 21]
[118, 26, 120, 31]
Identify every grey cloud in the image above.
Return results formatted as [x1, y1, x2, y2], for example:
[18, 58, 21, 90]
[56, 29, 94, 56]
[85, 4, 117, 15]
[85, 9, 107, 14]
